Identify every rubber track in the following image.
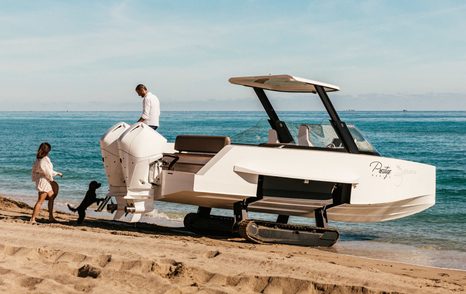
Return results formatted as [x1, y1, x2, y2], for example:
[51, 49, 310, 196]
[238, 219, 339, 246]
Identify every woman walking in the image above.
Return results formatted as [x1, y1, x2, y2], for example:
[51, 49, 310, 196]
[30, 142, 62, 224]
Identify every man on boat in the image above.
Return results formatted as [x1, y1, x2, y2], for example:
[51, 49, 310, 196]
[136, 84, 160, 130]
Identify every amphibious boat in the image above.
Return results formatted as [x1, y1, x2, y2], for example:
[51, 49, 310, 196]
[99, 75, 436, 247]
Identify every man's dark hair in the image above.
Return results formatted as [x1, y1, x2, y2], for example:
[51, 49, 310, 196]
[135, 84, 147, 91]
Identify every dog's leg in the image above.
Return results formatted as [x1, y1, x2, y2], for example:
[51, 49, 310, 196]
[77, 210, 86, 224]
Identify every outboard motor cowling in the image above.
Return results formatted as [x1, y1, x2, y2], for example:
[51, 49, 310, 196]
[100, 122, 130, 196]
[118, 123, 167, 199]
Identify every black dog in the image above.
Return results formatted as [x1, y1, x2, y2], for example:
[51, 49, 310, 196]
[67, 181, 103, 224]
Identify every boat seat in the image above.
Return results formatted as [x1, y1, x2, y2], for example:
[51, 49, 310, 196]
[298, 125, 313, 147]
[175, 135, 231, 153]
[166, 152, 214, 173]
[268, 129, 279, 143]
[163, 135, 231, 173]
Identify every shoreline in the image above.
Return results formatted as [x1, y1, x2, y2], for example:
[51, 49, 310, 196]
[5, 192, 466, 271]
[0, 195, 465, 293]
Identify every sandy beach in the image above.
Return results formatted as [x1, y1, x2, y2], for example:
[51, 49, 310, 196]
[0, 195, 464, 294]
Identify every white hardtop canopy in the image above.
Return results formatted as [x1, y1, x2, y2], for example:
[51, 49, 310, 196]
[229, 74, 340, 93]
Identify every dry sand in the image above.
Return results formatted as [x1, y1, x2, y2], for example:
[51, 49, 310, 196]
[0, 195, 464, 294]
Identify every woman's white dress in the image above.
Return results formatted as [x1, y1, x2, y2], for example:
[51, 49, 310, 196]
[32, 156, 58, 193]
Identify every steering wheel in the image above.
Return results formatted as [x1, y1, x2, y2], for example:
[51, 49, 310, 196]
[326, 138, 343, 148]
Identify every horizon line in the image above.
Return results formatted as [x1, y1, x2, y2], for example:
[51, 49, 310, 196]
[1, 110, 466, 112]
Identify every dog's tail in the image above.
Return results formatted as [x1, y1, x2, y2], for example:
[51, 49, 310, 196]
[67, 204, 77, 212]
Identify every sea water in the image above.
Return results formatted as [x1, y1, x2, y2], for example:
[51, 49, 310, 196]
[0, 111, 465, 269]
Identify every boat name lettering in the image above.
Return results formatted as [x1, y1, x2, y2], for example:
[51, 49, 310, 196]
[369, 161, 391, 179]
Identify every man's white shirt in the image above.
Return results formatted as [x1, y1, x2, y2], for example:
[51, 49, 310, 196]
[141, 92, 160, 126]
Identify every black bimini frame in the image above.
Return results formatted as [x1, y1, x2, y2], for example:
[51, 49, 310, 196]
[253, 86, 359, 154]
[254, 88, 295, 144]
[314, 86, 359, 154]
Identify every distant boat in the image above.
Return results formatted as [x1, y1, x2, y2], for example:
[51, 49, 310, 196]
[402, 109, 408, 112]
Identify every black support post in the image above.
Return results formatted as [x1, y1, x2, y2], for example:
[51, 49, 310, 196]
[197, 206, 212, 217]
[314, 207, 328, 228]
[315, 86, 359, 154]
[276, 215, 289, 224]
[253, 88, 294, 143]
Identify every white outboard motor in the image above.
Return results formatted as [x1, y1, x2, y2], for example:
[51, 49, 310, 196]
[116, 122, 167, 222]
[100, 122, 130, 196]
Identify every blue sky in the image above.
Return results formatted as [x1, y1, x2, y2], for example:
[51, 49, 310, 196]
[1, 0, 465, 110]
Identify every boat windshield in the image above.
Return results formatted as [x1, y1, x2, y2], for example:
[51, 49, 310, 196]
[301, 123, 377, 153]
[232, 119, 378, 154]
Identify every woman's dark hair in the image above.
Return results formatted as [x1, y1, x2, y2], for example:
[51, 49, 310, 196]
[36, 142, 51, 159]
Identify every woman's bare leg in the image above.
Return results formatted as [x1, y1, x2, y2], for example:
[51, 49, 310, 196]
[48, 181, 60, 222]
[47, 193, 56, 222]
[30, 192, 48, 223]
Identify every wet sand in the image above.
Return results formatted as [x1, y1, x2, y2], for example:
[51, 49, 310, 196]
[0, 195, 465, 293]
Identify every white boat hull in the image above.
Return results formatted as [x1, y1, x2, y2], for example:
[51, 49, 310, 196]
[100, 122, 436, 224]
[156, 144, 435, 222]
